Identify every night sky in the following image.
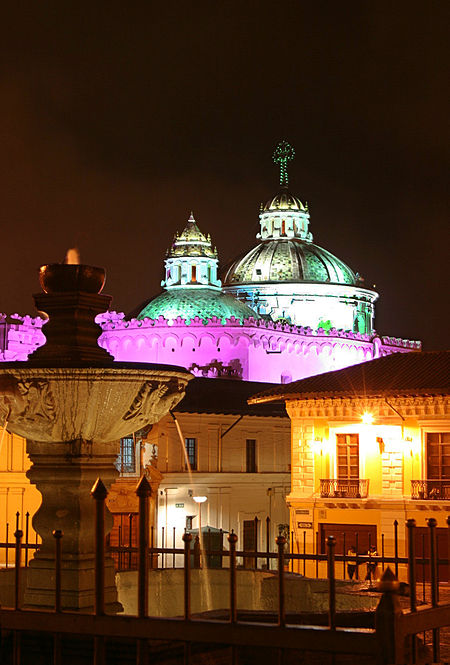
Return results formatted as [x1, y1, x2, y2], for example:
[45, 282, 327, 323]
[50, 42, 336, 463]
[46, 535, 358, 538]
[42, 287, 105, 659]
[1, 2, 448, 349]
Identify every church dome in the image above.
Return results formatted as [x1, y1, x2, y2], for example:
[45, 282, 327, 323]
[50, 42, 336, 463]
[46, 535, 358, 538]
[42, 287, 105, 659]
[263, 187, 308, 213]
[137, 287, 259, 324]
[223, 239, 356, 286]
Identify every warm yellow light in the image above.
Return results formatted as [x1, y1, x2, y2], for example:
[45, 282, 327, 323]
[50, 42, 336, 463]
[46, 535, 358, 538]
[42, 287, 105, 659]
[362, 412, 374, 425]
[193, 495, 207, 504]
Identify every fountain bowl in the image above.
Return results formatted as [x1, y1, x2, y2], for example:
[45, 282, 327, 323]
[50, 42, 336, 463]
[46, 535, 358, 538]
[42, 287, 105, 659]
[39, 264, 105, 294]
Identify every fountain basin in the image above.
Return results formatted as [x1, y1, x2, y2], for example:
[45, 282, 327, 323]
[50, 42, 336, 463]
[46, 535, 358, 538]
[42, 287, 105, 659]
[0, 361, 192, 611]
[0, 362, 190, 443]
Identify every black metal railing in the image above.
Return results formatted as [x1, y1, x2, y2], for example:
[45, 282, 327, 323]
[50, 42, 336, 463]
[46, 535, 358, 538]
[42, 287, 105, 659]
[320, 478, 369, 498]
[0, 481, 449, 665]
[411, 479, 450, 500]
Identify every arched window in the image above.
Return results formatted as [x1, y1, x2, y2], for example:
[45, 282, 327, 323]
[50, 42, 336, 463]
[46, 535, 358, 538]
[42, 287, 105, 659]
[191, 264, 197, 283]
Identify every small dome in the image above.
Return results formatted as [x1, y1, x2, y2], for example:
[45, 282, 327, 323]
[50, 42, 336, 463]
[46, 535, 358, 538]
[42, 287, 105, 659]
[137, 288, 260, 324]
[167, 213, 217, 259]
[223, 239, 356, 286]
[263, 187, 308, 213]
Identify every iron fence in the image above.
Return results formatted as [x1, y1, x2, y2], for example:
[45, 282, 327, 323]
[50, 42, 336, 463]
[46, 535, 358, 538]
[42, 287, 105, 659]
[0, 479, 449, 665]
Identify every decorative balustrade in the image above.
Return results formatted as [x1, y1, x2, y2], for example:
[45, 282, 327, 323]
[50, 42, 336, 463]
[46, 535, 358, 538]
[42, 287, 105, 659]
[411, 479, 450, 500]
[320, 478, 369, 499]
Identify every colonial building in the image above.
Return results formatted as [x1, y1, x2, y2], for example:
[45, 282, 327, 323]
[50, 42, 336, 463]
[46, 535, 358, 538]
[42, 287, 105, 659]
[111, 377, 291, 564]
[250, 350, 450, 581]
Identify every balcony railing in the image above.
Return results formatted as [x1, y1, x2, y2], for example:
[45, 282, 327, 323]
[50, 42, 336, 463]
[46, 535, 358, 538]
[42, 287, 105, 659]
[320, 478, 369, 499]
[411, 479, 450, 500]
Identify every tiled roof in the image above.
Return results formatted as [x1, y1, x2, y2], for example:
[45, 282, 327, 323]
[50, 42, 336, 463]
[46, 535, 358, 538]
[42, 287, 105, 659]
[175, 377, 287, 417]
[249, 351, 450, 404]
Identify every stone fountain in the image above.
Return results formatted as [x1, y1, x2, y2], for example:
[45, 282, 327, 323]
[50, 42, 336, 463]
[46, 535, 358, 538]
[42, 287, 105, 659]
[0, 263, 192, 611]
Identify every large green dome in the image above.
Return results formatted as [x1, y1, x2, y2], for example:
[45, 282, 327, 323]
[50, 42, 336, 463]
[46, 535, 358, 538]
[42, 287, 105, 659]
[137, 287, 260, 324]
[223, 239, 357, 286]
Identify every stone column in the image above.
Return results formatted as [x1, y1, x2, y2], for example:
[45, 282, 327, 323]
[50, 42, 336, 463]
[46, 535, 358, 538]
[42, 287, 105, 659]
[24, 438, 121, 612]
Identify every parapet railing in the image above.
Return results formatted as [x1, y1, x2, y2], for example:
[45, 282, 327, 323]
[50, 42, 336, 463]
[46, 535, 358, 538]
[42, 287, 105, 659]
[0, 479, 449, 665]
[411, 479, 450, 500]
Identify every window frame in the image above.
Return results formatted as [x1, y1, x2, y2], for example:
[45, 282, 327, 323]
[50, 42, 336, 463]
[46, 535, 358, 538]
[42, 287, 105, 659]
[246, 438, 257, 473]
[185, 437, 197, 471]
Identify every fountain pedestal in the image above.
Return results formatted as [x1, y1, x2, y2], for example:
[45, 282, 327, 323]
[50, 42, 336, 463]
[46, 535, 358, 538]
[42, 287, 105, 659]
[25, 438, 120, 611]
[0, 263, 192, 611]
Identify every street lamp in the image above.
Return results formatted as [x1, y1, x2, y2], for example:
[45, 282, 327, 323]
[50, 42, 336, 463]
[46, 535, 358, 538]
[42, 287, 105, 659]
[193, 495, 207, 568]
[193, 495, 207, 534]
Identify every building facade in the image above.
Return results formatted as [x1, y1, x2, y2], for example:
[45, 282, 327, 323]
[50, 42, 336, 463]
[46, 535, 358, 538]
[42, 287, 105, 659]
[250, 351, 450, 581]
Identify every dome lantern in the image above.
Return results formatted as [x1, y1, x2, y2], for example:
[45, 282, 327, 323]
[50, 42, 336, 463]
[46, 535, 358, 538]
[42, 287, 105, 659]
[259, 141, 311, 242]
[163, 213, 221, 290]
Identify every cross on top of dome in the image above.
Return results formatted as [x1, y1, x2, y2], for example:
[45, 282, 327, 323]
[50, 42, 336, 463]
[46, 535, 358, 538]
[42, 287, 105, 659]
[272, 141, 295, 187]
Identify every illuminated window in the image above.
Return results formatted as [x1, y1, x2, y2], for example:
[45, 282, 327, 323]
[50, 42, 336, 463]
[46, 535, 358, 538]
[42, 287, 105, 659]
[336, 434, 359, 479]
[191, 265, 197, 282]
[246, 439, 257, 473]
[427, 433, 450, 480]
[119, 436, 136, 474]
[185, 438, 197, 470]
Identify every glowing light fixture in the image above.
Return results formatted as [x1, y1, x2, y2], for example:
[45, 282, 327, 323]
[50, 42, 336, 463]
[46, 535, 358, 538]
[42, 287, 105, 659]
[362, 411, 374, 425]
[193, 495, 207, 504]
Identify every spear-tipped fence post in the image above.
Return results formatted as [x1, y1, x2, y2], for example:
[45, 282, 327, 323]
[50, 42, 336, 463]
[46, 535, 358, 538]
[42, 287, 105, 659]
[53, 529, 63, 665]
[406, 519, 417, 663]
[327, 535, 336, 630]
[91, 477, 107, 617]
[427, 517, 440, 663]
[182, 531, 192, 620]
[14, 529, 23, 610]
[53, 529, 63, 613]
[136, 475, 151, 665]
[25, 512, 30, 567]
[393, 519, 399, 579]
[375, 567, 403, 665]
[228, 531, 238, 623]
[6, 522, 9, 568]
[276, 534, 286, 627]
[136, 475, 151, 618]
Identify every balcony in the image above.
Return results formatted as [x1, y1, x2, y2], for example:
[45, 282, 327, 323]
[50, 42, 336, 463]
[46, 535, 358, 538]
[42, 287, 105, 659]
[411, 479, 450, 500]
[320, 478, 369, 499]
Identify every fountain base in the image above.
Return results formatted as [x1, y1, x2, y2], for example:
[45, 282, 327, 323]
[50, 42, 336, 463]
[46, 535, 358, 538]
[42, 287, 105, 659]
[25, 438, 121, 612]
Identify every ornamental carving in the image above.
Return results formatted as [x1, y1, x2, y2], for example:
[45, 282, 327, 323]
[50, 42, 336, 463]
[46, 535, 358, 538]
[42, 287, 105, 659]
[123, 380, 184, 428]
[0, 376, 55, 431]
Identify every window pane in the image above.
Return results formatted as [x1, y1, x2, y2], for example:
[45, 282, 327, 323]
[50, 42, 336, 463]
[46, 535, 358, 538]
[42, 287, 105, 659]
[246, 439, 256, 473]
[185, 438, 197, 471]
[120, 437, 135, 473]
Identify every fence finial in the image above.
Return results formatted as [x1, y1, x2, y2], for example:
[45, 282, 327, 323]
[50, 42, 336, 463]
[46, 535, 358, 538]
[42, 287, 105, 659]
[136, 474, 152, 497]
[378, 566, 400, 593]
[91, 477, 108, 500]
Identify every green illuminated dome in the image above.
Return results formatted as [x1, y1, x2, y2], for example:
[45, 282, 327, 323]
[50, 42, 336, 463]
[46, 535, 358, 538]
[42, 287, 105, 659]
[137, 287, 259, 324]
[223, 239, 357, 285]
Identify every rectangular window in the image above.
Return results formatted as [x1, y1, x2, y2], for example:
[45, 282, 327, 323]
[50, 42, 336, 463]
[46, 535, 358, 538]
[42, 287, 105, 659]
[119, 436, 136, 474]
[336, 434, 359, 479]
[185, 437, 197, 471]
[246, 439, 257, 473]
[427, 432, 450, 480]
